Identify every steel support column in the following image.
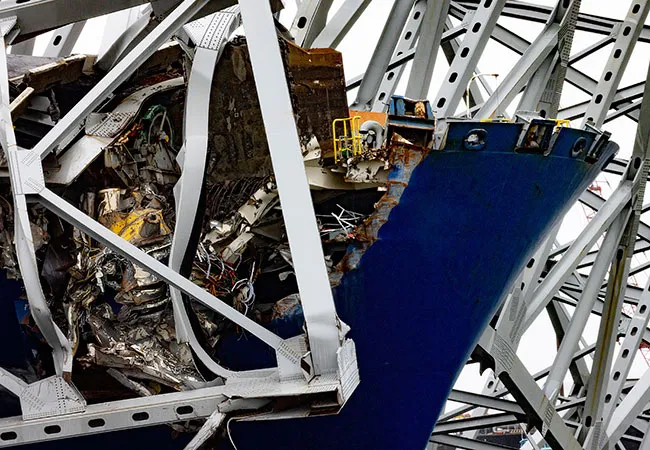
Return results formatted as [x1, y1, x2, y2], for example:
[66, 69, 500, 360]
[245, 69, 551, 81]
[291, 0, 335, 48]
[239, 0, 341, 374]
[522, 179, 633, 329]
[311, 0, 371, 49]
[476, 327, 582, 450]
[544, 208, 631, 402]
[169, 8, 242, 378]
[350, 0, 416, 111]
[433, 0, 506, 118]
[370, 0, 427, 111]
[43, 22, 87, 58]
[404, 0, 450, 100]
[0, 20, 73, 377]
[581, 0, 650, 128]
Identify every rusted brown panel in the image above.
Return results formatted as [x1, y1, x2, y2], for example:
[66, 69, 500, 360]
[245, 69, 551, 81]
[16, 55, 88, 94]
[284, 40, 349, 158]
[207, 37, 349, 182]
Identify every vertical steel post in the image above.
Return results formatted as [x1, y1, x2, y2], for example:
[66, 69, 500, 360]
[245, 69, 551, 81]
[239, 0, 341, 374]
[43, 22, 87, 57]
[291, 0, 335, 48]
[405, 0, 450, 100]
[433, 0, 506, 119]
[370, 0, 426, 111]
[350, 0, 416, 111]
[544, 208, 630, 402]
[581, 0, 650, 128]
[311, 0, 371, 49]
[0, 20, 73, 376]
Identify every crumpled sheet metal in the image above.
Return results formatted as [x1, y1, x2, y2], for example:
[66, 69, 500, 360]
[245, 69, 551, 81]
[82, 305, 203, 390]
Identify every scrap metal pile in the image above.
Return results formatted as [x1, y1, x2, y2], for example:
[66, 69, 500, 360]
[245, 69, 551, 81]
[1, 35, 388, 402]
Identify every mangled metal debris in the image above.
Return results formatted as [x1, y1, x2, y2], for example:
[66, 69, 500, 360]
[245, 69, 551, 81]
[0, 9, 423, 444]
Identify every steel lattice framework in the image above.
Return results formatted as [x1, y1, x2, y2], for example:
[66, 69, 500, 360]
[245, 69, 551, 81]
[0, 0, 647, 449]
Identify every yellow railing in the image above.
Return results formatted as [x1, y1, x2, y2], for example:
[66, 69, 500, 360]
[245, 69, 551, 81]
[333, 116, 362, 163]
[554, 119, 571, 130]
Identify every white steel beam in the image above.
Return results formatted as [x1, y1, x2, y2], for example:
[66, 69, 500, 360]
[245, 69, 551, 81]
[522, 180, 633, 329]
[476, 327, 582, 450]
[404, 0, 450, 100]
[606, 368, 650, 449]
[291, 0, 335, 48]
[476, 0, 578, 119]
[544, 207, 631, 402]
[37, 188, 287, 353]
[433, 0, 506, 118]
[239, 0, 341, 374]
[34, 0, 213, 159]
[581, 0, 650, 128]
[169, 10, 242, 379]
[0, 20, 73, 377]
[311, 0, 371, 49]
[588, 61, 650, 448]
[0, 0, 148, 37]
[370, 0, 427, 111]
[43, 22, 87, 58]
[350, 0, 416, 111]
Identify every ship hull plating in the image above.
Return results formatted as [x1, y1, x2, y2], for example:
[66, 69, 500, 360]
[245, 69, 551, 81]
[228, 123, 615, 449]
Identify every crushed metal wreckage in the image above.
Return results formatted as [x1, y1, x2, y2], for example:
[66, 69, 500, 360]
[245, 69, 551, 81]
[0, 19, 413, 436]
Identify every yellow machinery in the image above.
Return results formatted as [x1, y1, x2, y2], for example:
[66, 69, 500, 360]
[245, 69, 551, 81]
[333, 116, 362, 163]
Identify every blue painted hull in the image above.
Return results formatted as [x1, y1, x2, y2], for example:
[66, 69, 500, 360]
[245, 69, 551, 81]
[228, 123, 615, 449]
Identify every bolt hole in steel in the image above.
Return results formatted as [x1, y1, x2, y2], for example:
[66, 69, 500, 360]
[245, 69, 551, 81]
[405, 31, 412, 40]
[132, 412, 150, 422]
[53, 35, 62, 46]
[387, 72, 395, 81]
[595, 94, 603, 104]
[413, 11, 421, 19]
[605, 394, 612, 403]
[622, 349, 630, 359]
[527, 258, 535, 268]
[633, 3, 641, 13]
[484, 0, 493, 7]
[605, 71, 613, 81]
[177, 406, 194, 415]
[614, 371, 621, 381]
[631, 327, 638, 336]
[641, 305, 648, 314]
[297, 17, 307, 28]
[88, 419, 105, 428]
[449, 72, 458, 83]
[44, 425, 61, 435]
[460, 47, 470, 58]
[623, 26, 632, 36]
[472, 22, 482, 33]
[0, 432, 17, 441]
[487, 381, 495, 388]
[614, 48, 622, 58]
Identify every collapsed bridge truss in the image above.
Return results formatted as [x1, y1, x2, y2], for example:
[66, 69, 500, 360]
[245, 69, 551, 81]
[0, 0, 648, 449]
